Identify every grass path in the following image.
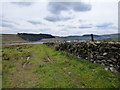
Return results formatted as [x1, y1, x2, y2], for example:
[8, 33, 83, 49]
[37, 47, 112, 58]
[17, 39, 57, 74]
[43, 46, 87, 88]
[44, 53, 85, 88]
[2, 44, 120, 88]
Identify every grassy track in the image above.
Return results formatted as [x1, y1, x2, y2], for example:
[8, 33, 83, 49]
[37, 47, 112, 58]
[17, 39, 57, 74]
[2, 44, 120, 88]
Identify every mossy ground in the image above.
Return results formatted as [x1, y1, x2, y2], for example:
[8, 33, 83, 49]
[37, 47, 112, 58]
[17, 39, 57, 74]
[2, 44, 120, 88]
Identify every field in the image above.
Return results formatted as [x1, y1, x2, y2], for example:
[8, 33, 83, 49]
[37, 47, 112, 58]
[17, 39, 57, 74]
[2, 44, 120, 88]
[1, 34, 26, 44]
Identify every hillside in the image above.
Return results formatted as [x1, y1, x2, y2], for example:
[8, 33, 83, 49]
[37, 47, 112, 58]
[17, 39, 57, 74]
[1, 33, 119, 44]
[2, 34, 26, 43]
[2, 44, 120, 88]
[62, 33, 120, 41]
[2, 33, 56, 43]
[18, 33, 55, 41]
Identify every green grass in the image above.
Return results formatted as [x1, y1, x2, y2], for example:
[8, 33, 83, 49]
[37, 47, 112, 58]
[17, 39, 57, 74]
[2, 44, 120, 88]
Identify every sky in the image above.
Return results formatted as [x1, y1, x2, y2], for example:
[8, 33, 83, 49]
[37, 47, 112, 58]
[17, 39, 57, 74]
[0, 0, 119, 36]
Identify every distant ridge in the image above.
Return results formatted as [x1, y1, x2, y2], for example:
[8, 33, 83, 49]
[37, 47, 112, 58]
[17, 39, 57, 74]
[1, 33, 119, 43]
[17, 33, 55, 41]
[61, 33, 120, 41]
[82, 34, 101, 37]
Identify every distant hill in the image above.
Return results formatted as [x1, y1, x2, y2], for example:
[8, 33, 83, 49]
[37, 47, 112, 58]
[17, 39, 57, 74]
[62, 33, 120, 41]
[82, 34, 101, 37]
[1, 33, 55, 43]
[17, 33, 55, 41]
[1, 33, 120, 43]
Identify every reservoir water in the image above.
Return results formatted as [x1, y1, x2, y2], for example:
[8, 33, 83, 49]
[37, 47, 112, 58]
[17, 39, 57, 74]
[2, 42, 45, 45]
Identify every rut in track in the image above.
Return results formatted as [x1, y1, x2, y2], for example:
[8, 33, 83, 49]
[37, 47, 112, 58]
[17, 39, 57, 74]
[44, 47, 88, 88]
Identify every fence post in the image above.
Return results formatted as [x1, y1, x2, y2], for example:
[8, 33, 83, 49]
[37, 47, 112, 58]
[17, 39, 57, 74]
[91, 34, 94, 41]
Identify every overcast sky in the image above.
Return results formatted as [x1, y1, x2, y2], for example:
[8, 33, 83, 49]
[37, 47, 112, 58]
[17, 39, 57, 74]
[0, 0, 119, 36]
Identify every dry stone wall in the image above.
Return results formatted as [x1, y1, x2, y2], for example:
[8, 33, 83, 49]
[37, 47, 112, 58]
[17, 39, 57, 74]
[45, 41, 120, 72]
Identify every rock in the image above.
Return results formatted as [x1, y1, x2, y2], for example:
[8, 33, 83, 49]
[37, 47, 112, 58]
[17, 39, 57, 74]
[90, 54, 93, 58]
[96, 60, 102, 63]
[103, 53, 107, 56]
[85, 57, 88, 59]
[96, 41, 101, 44]
[105, 68, 109, 71]
[97, 56, 104, 60]
[109, 67, 114, 72]
[27, 57, 30, 61]
[107, 60, 112, 62]
[90, 59, 93, 61]
[109, 64, 113, 67]
[109, 67, 117, 72]
[93, 61, 96, 63]
[101, 63, 105, 66]
[111, 58, 117, 62]
[68, 72, 71, 75]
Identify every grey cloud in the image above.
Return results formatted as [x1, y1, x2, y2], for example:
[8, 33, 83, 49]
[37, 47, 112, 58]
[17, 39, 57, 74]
[2, 23, 13, 28]
[44, 16, 72, 22]
[79, 24, 93, 29]
[66, 26, 77, 29]
[79, 26, 92, 29]
[57, 25, 77, 28]
[48, 2, 92, 14]
[95, 23, 118, 30]
[11, 2, 33, 6]
[57, 25, 65, 27]
[1, 19, 19, 28]
[61, 25, 91, 30]
[96, 23, 113, 28]
[28, 20, 42, 25]
[1, 19, 20, 33]
[2, 19, 19, 25]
